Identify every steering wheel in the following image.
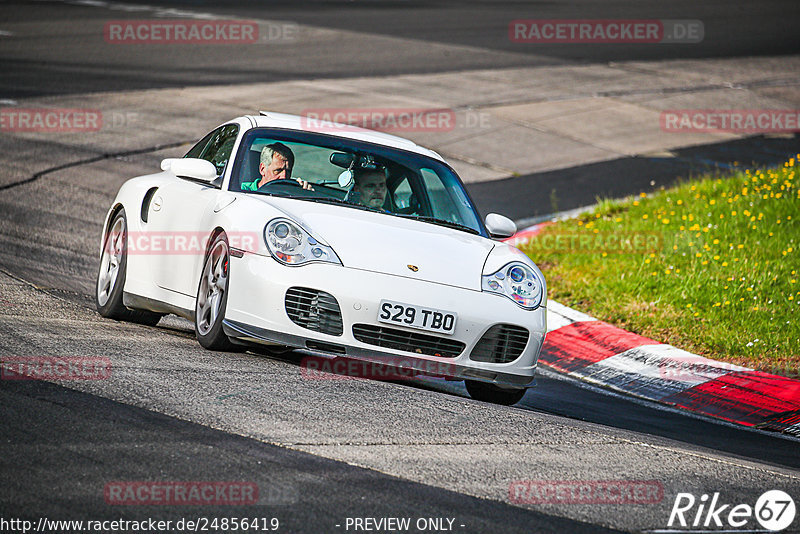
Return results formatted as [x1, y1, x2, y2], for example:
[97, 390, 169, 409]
[257, 178, 305, 192]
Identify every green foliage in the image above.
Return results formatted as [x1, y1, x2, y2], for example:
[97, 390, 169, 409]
[520, 155, 800, 372]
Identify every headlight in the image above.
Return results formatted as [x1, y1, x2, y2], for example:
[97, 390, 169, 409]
[482, 262, 544, 309]
[264, 218, 341, 266]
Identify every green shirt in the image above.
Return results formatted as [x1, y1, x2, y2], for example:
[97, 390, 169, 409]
[240, 179, 260, 191]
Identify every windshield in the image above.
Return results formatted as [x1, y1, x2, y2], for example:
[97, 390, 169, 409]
[229, 128, 485, 235]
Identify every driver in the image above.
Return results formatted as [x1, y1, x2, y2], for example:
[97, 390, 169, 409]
[240, 142, 312, 191]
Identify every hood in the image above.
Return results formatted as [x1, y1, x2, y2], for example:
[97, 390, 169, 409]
[264, 196, 494, 290]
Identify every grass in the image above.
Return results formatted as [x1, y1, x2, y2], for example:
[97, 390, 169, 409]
[519, 155, 800, 375]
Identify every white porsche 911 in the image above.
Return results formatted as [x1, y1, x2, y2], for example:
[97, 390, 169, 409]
[96, 112, 546, 404]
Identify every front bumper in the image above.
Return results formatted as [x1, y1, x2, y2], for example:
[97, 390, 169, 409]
[225, 252, 546, 389]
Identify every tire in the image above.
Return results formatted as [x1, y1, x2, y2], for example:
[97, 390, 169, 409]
[195, 232, 236, 350]
[96, 209, 163, 326]
[465, 380, 526, 406]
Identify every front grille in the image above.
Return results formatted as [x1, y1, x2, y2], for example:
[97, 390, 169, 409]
[469, 324, 529, 363]
[285, 287, 343, 336]
[352, 324, 465, 358]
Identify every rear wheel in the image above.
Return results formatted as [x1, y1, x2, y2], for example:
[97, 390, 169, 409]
[465, 380, 526, 406]
[95, 209, 163, 326]
[195, 232, 236, 350]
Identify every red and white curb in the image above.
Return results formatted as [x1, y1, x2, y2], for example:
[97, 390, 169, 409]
[506, 227, 800, 435]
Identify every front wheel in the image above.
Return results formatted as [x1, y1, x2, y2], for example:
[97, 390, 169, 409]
[465, 380, 526, 406]
[195, 232, 236, 350]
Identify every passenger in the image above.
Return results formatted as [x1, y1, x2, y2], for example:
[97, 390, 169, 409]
[349, 168, 389, 210]
[240, 142, 312, 190]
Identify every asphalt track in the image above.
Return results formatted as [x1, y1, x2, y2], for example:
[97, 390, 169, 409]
[1, 1, 800, 533]
[3, 0, 799, 97]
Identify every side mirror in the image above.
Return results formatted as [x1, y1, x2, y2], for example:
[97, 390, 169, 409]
[485, 213, 517, 239]
[162, 158, 218, 183]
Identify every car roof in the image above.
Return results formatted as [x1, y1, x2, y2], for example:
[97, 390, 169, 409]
[245, 111, 445, 162]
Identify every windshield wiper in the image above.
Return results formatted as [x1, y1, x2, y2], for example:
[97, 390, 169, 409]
[397, 214, 480, 235]
[295, 196, 382, 212]
[267, 194, 387, 213]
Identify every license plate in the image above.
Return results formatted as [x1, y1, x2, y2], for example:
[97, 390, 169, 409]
[377, 300, 457, 335]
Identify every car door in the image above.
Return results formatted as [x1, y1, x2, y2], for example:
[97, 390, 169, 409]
[147, 124, 239, 297]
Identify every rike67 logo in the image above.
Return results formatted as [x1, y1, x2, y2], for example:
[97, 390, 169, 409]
[668, 490, 796, 532]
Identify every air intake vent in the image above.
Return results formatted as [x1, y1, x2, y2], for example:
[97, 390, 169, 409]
[285, 287, 343, 336]
[352, 324, 465, 358]
[469, 324, 529, 364]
